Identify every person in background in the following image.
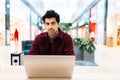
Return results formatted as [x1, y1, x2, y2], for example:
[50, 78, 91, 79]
[14, 28, 19, 44]
[29, 10, 74, 55]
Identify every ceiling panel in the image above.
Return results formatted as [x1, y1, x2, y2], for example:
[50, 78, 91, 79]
[28, 0, 94, 23]
[10, 0, 30, 21]
[0, 0, 95, 23]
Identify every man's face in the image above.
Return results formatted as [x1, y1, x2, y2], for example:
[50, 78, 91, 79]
[44, 17, 59, 36]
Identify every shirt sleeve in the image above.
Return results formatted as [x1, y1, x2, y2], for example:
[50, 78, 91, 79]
[64, 34, 74, 55]
[28, 36, 40, 55]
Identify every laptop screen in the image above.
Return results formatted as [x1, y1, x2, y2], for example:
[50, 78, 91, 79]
[22, 55, 75, 78]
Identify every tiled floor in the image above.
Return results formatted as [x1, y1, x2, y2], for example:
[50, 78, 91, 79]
[95, 45, 120, 67]
[0, 41, 22, 66]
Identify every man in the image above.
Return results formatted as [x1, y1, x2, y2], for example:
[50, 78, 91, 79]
[28, 10, 74, 55]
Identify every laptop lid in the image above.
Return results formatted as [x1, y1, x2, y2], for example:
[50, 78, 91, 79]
[23, 55, 75, 78]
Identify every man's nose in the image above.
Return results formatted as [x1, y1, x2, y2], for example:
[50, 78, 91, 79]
[49, 24, 52, 28]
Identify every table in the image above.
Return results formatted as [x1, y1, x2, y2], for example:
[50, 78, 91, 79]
[0, 66, 120, 80]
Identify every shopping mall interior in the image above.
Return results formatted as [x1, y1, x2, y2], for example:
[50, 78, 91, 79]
[0, 0, 120, 79]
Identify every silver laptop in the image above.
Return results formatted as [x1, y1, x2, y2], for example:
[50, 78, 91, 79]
[22, 55, 75, 78]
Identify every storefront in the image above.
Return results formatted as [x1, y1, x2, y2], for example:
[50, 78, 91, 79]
[0, 0, 40, 46]
[106, 0, 120, 47]
[0, 0, 5, 46]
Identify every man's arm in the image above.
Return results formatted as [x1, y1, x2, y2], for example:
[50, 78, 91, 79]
[64, 34, 74, 55]
[28, 36, 40, 55]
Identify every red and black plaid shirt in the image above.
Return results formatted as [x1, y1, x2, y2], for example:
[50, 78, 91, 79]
[28, 28, 74, 55]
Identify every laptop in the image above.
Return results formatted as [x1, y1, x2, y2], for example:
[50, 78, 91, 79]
[22, 55, 75, 78]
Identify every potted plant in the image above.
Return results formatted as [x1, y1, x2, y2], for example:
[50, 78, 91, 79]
[73, 37, 96, 62]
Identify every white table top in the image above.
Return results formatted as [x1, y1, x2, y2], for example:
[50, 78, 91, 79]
[0, 66, 120, 80]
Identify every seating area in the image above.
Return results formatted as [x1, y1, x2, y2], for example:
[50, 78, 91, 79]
[22, 40, 33, 55]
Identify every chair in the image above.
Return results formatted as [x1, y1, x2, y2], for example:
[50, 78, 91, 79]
[22, 40, 33, 55]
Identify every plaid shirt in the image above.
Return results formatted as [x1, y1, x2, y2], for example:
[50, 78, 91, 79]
[28, 28, 74, 55]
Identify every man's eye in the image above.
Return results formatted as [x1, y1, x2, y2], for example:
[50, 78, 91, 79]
[45, 23, 49, 25]
[51, 22, 55, 25]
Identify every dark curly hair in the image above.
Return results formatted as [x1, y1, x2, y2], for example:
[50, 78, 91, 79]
[42, 10, 60, 23]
